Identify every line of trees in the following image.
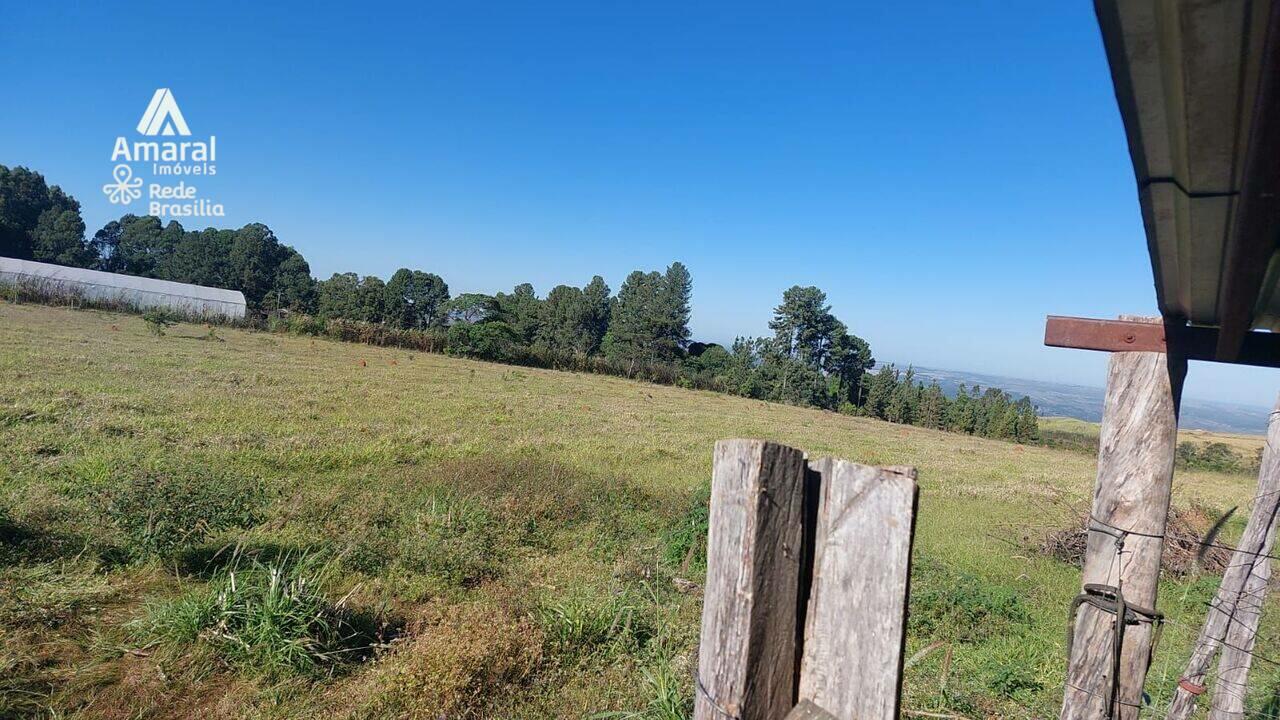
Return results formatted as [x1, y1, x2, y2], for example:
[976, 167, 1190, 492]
[860, 366, 1039, 442]
[1, 164, 1039, 442]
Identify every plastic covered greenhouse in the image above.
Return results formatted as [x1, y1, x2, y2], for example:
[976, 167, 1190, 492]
[0, 257, 246, 320]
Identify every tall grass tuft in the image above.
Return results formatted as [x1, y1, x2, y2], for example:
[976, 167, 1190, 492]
[538, 590, 657, 661]
[138, 553, 393, 679]
[597, 661, 691, 720]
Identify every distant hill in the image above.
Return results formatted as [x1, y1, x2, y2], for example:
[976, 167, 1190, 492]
[899, 365, 1269, 435]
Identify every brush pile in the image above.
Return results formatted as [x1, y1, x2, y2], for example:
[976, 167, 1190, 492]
[1029, 498, 1234, 576]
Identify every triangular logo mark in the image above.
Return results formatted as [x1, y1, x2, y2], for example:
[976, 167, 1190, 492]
[136, 88, 191, 136]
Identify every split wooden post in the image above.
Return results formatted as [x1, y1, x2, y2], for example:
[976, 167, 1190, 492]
[1167, 396, 1280, 720]
[695, 439, 808, 720]
[797, 459, 917, 720]
[695, 441, 918, 720]
[1061, 317, 1185, 720]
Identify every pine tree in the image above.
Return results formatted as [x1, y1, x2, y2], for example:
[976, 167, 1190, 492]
[606, 263, 691, 363]
[658, 262, 693, 358]
[864, 364, 898, 420]
[918, 381, 945, 429]
[1013, 396, 1040, 443]
[886, 367, 916, 425]
[495, 283, 544, 344]
[581, 276, 612, 354]
[947, 384, 975, 434]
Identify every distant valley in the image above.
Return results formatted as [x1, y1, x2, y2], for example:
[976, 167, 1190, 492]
[898, 365, 1269, 435]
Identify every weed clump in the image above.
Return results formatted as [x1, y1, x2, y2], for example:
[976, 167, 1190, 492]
[138, 554, 394, 680]
[538, 589, 657, 661]
[341, 492, 505, 595]
[396, 497, 501, 588]
[94, 464, 266, 562]
[986, 659, 1044, 697]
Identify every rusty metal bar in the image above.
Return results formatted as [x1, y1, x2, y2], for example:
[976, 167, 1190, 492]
[1045, 316, 1168, 353]
[1045, 316, 1280, 368]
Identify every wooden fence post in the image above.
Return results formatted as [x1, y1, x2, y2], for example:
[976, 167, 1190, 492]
[1167, 396, 1280, 720]
[797, 459, 917, 720]
[695, 441, 918, 720]
[695, 439, 808, 720]
[1208, 557, 1271, 720]
[1061, 317, 1185, 720]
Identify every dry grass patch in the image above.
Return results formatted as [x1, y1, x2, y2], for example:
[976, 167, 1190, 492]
[355, 600, 543, 719]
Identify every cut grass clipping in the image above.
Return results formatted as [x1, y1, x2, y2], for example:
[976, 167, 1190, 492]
[136, 552, 396, 680]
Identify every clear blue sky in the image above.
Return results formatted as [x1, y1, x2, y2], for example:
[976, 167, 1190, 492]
[3, 1, 1275, 408]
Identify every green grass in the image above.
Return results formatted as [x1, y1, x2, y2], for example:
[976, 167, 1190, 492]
[0, 301, 1276, 718]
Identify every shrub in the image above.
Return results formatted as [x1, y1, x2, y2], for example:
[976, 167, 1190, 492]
[138, 554, 392, 679]
[270, 312, 326, 336]
[323, 318, 447, 352]
[142, 308, 178, 336]
[447, 321, 520, 363]
[1175, 440, 1259, 474]
[94, 464, 265, 561]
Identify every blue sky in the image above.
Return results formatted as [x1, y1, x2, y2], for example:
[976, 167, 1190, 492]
[3, 1, 1275, 408]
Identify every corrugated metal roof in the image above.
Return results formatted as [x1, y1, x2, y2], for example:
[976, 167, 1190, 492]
[1096, 0, 1280, 332]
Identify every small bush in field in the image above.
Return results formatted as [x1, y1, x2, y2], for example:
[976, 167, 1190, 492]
[142, 309, 178, 336]
[287, 313, 327, 336]
[95, 464, 265, 561]
[446, 321, 521, 363]
[138, 554, 392, 679]
[987, 661, 1045, 697]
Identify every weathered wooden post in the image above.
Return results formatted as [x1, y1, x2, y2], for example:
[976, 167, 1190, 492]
[796, 459, 917, 720]
[1061, 317, 1185, 720]
[695, 439, 809, 720]
[1167, 397, 1280, 720]
[1208, 557, 1271, 720]
[695, 440, 918, 720]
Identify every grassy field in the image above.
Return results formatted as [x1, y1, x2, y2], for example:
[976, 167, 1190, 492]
[1, 301, 1276, 719]
[1040, 416, 1267, 456]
